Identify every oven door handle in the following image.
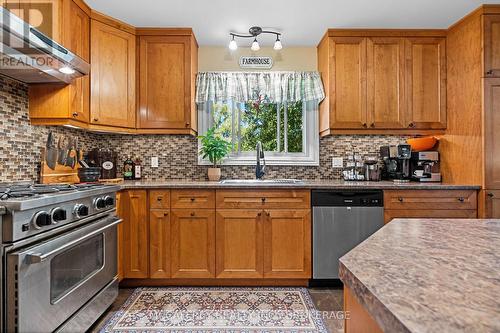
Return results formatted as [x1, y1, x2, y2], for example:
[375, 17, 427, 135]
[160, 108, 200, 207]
[26, 218, 122, 264]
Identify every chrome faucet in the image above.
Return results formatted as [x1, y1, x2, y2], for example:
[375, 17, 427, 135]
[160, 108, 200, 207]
[256, 141, 266, 180]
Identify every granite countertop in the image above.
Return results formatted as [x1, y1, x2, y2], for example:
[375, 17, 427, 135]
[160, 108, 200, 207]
[339, 219, 500, 333]
[119, 180, 481, 190]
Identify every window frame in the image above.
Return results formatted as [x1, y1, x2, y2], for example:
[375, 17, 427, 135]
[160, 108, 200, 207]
[197, 100, 319, 166]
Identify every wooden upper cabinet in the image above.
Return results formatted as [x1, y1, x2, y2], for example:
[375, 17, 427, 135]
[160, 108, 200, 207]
[28, 0, 90, 124]
[405, 38, 447, 129]
[484, 15, 500, 77]
[367, 37, 406, 129]
[484, 78, 500, 189]
[91, 20, 136, 128]
[327, 37, 367, 130]
[215, 210, 264, 279]
[318, 31, 447, 135]
[122, 190, 149, 278]
[170, 209, 216, 278]
[138, 35, 198, 133]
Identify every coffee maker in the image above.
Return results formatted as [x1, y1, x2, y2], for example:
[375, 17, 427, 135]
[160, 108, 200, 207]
[410, 151, 442, 182]
[380, 144, 412, 182]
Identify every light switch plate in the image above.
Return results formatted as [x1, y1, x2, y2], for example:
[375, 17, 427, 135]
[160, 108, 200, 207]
[151, 156, 159, 168]
[332, 157, 343, 168]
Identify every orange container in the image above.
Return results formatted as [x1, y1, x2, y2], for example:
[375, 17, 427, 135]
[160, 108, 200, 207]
[406, 137, 438, 152]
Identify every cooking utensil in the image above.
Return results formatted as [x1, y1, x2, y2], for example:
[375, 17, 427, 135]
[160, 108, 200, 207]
[45, 132, 58, 170]
[66, 137, 77, 169]
[406, 137, 438, 152]
[57, 135, 69, 166]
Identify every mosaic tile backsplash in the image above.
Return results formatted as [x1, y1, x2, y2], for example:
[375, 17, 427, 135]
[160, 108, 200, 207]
[0, 75, 409, 182]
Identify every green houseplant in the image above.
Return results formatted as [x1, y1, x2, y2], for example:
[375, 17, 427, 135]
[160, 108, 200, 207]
[198, 127, 231, 181]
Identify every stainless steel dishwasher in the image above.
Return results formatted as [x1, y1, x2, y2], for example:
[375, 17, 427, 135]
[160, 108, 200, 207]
[312, 190, 384, 280]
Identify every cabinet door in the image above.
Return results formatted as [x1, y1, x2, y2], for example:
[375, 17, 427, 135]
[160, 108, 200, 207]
[263, 210, 311, 278]
[123, 190, 149, 278]
[171, 209, 215, 278]
[149, 210, 171, 278]
[65, 0, 89, 122]
[215, 210, 263, 278]
[329, 37, 368, 129]
[91, 20, 136, 128]
[384, 209, 477, 224]
[484, 15, 500, 77]
[484, 190, 500, 218]
[139, 36, 192, 129]
[405, 38, 447, 129]
[484, 78, 500, 189]
[367, 38, 406, 129]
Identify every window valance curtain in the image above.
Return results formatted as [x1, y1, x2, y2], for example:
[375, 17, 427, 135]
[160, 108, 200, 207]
[195, 71, 325, 105]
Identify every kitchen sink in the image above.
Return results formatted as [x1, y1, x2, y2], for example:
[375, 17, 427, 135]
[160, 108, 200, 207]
[220, 179, 304, 184]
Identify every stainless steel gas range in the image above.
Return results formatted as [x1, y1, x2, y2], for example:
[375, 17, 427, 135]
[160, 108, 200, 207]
[0, 183, 121, 333]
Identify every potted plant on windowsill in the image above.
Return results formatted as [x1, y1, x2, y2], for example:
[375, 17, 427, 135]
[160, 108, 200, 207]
[198, 127, 231, 181]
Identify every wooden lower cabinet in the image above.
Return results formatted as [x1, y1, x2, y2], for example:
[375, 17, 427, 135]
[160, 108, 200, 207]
[116, 191, 124, 281]
[384, 190, 478, 224]
[149, 210, 171, 278]
[483, 190, 500, 218]
[216, 210, 264, 278]
[170, 209, 216, 278]
[122, 190, 149, 278]
[344, 286, 383, 333]
[264, 210, 311, 278]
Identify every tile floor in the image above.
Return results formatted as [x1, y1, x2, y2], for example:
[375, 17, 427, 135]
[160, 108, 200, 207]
[90, 287, 344, 333]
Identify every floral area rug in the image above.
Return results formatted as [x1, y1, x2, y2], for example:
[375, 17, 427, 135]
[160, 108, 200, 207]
[100, 287, 328, 333]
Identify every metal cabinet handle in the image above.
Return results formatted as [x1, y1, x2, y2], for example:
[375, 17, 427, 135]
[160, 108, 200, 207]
[408, 123, 415, 128]
[370, 123, 375, 128]
[72, 112, 78, 117]
[486, 70, 493, 75]
[398, 197, 404, 202]
[163, 212, 168, 217]
[27, 218, 122, 264]
[261, 198, 266, 203]
[185, 122, 190, 127]
[266, 212, 270, 217]
[258, 212, 262, 217]
[190, 198, 195, 202]
[157, 197, 162, 201]
[458, 197, 465, 202]
[190, 212, 195, 217]
[487, 193, 494, 198]
[362, 123, 367, 128]
[93, 118, 99, 122]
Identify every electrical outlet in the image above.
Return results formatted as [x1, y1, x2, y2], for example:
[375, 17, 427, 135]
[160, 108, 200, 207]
[151, 156, 159, 168]
[332, 157, 343, 168]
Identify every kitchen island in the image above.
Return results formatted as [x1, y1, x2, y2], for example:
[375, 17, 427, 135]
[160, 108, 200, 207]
[340, 219, 500, 333]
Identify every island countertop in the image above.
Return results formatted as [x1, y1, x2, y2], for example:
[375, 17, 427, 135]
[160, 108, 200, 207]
[339, 219, 500, 333]
[119, 180, 481, 190]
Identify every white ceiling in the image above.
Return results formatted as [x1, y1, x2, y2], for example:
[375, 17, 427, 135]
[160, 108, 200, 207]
[85, 0, 498, 46]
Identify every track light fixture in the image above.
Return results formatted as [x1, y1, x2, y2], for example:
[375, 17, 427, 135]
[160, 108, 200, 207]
[229, 26, 282, 51]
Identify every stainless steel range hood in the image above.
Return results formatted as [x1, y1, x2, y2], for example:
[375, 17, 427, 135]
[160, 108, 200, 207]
[0, 7, 90, 84]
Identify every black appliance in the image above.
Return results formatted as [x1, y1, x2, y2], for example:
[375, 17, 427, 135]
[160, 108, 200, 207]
[380, 144, 412, 182]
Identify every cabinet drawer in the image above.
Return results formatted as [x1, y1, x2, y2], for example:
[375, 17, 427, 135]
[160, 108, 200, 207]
[216, 190, 310, 209]
[384, 209, 477, 224]
[171, 189, 215, 209]
[384, 190, 477, 210]
[149, 190, 170, 209]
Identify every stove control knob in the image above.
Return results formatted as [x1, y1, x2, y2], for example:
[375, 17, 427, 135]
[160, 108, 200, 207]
[33, 211, 51, 229]
[51, 207, 67, 223]
[104, 196, 115, 207]
[94, 197, 106, 210]
[73, 204, 89, 218]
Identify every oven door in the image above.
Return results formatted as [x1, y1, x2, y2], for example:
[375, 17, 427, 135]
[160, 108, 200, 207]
[6, 215, 121, 333]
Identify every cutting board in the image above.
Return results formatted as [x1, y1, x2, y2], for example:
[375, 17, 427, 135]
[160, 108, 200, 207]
[40, 148, 81, 184]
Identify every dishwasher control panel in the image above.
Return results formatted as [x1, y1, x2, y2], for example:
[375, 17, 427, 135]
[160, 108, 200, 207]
[311, 190, 384, 207]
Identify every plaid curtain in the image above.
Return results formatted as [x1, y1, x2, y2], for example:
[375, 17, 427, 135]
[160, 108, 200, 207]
[195, 71, 325, 105]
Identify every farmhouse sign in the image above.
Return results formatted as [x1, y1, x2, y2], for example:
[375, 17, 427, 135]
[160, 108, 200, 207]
[239, 56, 273, 69]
